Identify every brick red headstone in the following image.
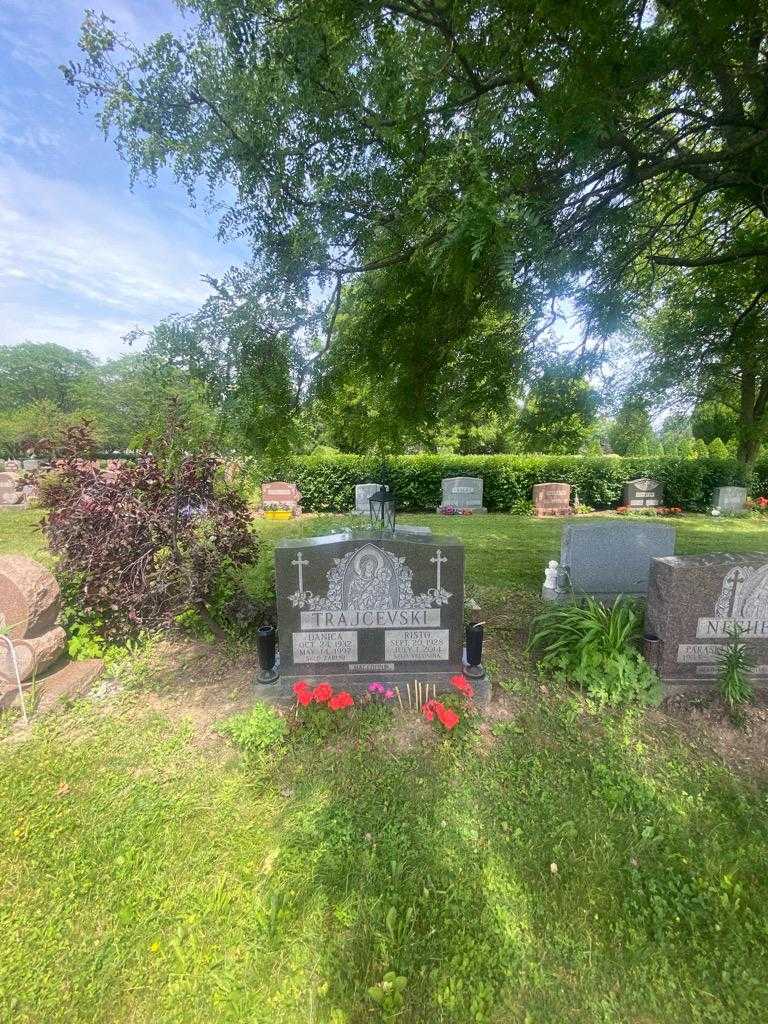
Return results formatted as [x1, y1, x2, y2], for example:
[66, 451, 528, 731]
[262, 481, 302, 513]
[532, 482, 573, 518]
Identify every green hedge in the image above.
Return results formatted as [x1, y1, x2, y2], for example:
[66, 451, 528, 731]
[258, 453, 766, 513]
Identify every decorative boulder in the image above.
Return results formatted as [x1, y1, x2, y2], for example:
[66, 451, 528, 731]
[0, 555, 61, 639]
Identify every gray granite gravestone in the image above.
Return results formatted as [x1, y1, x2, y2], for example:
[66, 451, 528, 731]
[645, 553, 768, 687]
[264, 529, 478, 702]
[712, 486, 747, 513]
[354, 482, 387, 515]
[532, 482, 572, 517]
[622, 477, 663, 509]
[558, 521, 676, 600]
[439, 476, 486, 512]
[22, 458, 39, 472]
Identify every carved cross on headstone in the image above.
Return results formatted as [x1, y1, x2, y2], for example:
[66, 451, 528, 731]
[292, 551, 308, 594]
[431, 548, 447, 592]
[726, 568, 747, 617]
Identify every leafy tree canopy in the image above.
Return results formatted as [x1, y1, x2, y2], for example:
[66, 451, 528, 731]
[0, 342, 96, 412]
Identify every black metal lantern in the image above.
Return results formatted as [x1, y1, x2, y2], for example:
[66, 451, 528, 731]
[369, 487, 396, 534]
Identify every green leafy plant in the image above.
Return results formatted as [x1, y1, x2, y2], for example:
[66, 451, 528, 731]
[717, 628, 754, 725]
[367, 970, 408, 1014]
[217, 705, 287, 758]
[529, 596, 660, 706]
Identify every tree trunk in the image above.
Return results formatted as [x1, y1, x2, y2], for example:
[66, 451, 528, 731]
[737, 366, 768, 475]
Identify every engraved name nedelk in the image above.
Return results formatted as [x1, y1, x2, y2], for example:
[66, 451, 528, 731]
[274, 530, 465, 686]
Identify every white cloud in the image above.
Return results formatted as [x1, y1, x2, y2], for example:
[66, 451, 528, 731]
[0, 156, 237, 357]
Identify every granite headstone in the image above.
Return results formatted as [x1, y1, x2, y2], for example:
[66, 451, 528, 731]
[558, 521, 676, 600]
[622, 477, 663, 509]
[646, 553, 768, 686]
[0, 473, 21, 506]
[262, 481, 302, 514]
[354, 482, 387, 515]
[271, 529, 466, 696]
[439, 476, 486, 512]
[532, 482, 572, 518]
[712, 486, 748, 513]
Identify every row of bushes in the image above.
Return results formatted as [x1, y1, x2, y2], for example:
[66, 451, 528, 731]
[257, 453, 768, 513]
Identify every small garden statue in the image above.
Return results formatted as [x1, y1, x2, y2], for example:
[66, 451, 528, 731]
[542, 559, 560, 601]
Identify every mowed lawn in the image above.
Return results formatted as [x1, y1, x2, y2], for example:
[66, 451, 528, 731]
[2, 508, 768, 1023]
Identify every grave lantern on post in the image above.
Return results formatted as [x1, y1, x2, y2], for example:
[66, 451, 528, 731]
[369, 488, 396, 534]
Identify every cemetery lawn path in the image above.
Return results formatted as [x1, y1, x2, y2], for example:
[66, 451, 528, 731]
[2, 694, 767, 1023]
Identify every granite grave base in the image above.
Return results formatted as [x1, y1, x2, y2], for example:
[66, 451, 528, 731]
[252, 663, 491, 709]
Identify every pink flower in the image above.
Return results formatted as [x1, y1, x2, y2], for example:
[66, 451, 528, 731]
[368, 682, 384, 694]
[384, 688, 395, 700]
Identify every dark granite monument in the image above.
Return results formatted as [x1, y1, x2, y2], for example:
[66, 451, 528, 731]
[712, 486, 748, 513]
[556, 521, 676, 600]
[645, 553, 768, 686]
[439, 476, 486, 513]
[264, 529, 482, 702]
[622, 477, 663, 509]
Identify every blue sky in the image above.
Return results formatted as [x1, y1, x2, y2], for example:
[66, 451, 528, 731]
[0, 0, 245, 360]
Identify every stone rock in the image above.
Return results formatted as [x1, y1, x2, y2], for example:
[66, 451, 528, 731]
[262, 481, 302, 514]
[36, 659, 104, 714]
[0, 555, 61, 639]
[0, 626, 67, 684]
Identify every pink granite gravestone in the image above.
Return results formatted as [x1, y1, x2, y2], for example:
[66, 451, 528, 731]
[0, 556, 61, 639]
[532, 482, 573, 518]
[0, 473, 22, 506]
[262, 481, 302, 515]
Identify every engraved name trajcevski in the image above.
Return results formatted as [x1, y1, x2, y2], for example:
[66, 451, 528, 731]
[288, 542, 452, 630]
[696, 564, 768, 638]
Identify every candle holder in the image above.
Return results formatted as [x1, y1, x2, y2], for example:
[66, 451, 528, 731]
[464, 622, 485, 679]
[255, 624, 279, 685]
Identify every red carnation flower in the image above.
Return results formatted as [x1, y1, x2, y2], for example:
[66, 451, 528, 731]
[296, 688, 313, 706]
[421, 699, 437, 721]
[292, 680, 310, 695]
[451, 675, 474, 699]
[435, 703, 460, 730]
[312, 682, 333, 703]
[329, 691, 354, 711]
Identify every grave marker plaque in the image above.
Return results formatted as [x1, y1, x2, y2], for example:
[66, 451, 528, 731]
[559, 521, 676, 600]
[712, 486, 748, 513]
[262, 481, 302, 514]
[622, 477, 663, 509]
[354, 482, 387, 514]
[439, 476, 486, 512]
[532, 482, 572, 518]
[646, 553, 768, 685]
[273, 530, 465, 694]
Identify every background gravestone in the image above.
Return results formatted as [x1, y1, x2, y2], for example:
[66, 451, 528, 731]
[532, 482, 572, 517]
[439, 476, 486, 512]
[269, 529, 469, 699]
[0, 473, 22, 506]
[712, 486, 747, 513]
[646, 553, 768, 686]
[559, 521, 676, 600]
[354, 482, 387, 514]
[622, 477, 663, 509]
[262, 481, 302, 514]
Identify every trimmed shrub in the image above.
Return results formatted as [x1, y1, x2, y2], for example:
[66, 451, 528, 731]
[257, 453, 759, 513]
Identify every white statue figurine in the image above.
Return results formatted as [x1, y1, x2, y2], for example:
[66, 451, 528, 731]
[543, 560, 559, 590]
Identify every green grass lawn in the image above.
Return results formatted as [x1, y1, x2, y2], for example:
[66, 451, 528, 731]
[2, 698, 767, 1023]
[3, 508, 768, 1022]
[0, 507, 47, 562]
